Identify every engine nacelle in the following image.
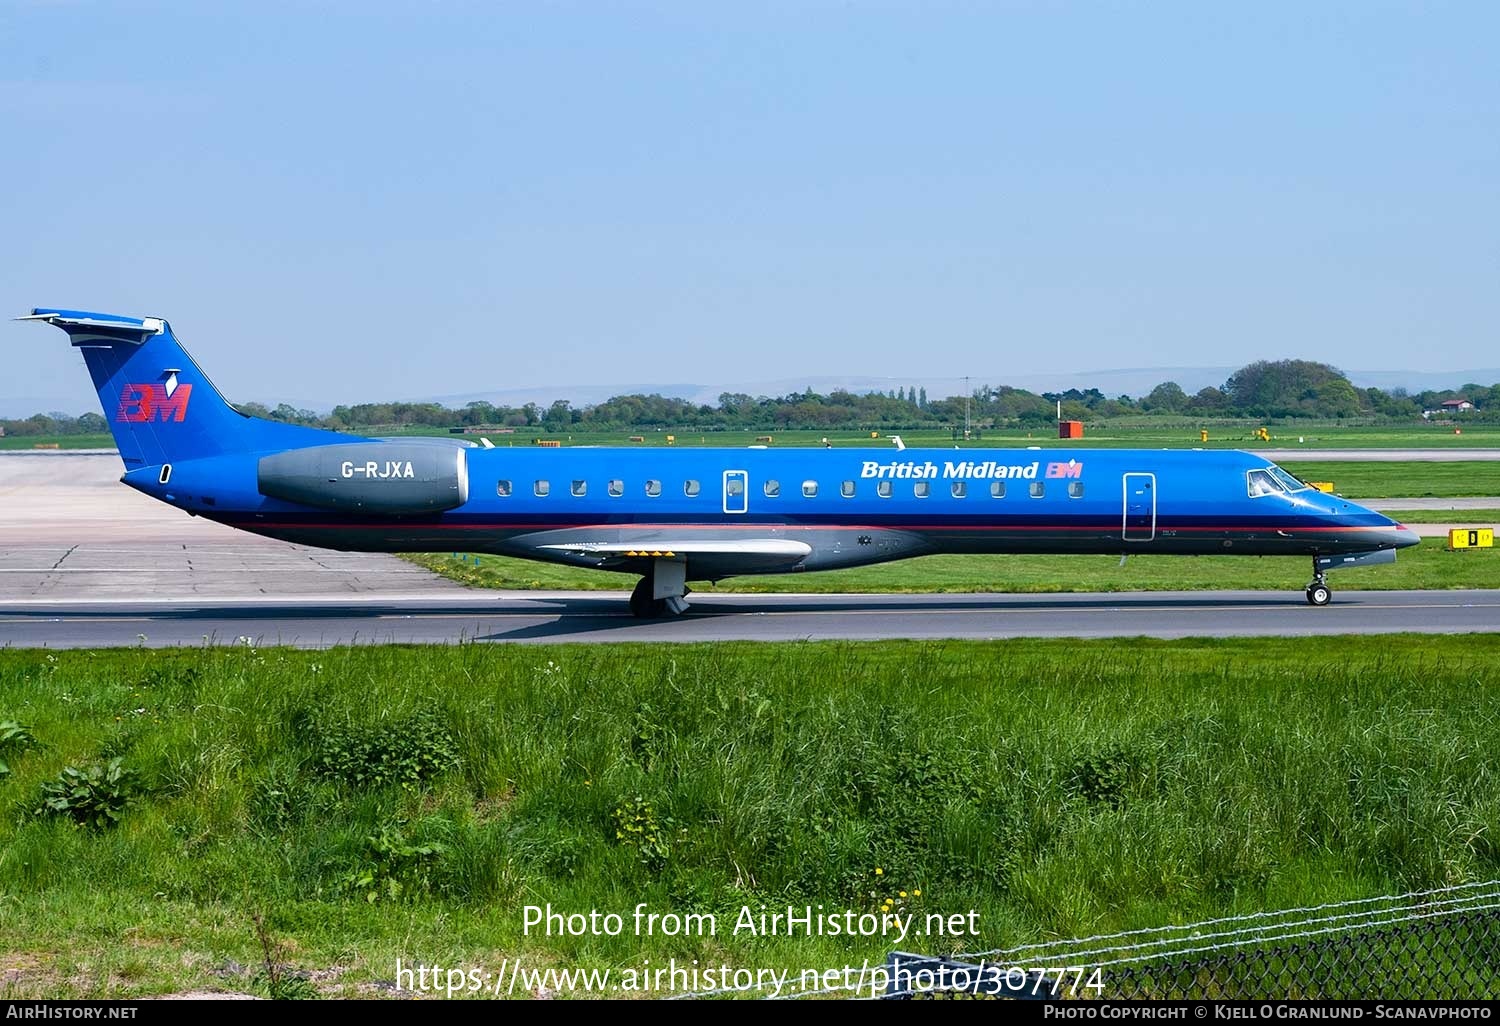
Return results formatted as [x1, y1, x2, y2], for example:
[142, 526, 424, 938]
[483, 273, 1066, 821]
[257, 442, 469, 515]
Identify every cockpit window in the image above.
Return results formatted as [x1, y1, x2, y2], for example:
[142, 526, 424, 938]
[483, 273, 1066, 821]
[1247, 469, 1282, 498]
[1248, 465, 1310, 498]
[1268, 466, 1309, 492]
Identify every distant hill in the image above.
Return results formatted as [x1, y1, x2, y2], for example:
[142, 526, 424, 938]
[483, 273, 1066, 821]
[1345, 369, 1500, 394]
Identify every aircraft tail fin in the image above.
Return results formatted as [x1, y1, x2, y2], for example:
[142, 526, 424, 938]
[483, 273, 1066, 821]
[20, 309, 346, 470]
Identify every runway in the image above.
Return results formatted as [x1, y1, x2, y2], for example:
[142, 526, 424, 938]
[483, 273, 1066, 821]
[3, 452, 1498, 648]
[0, 450, 465, 599]
[1364, 497, 1500, 510]
[3, 589, 1500, 647]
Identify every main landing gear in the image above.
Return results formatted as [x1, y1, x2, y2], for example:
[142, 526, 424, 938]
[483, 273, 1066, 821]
[629, 559, 691, 619]
[1305, 563, 1332, 607]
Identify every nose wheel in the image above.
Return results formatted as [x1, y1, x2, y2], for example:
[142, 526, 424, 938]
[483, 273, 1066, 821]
[1305, 568, 1332, 607]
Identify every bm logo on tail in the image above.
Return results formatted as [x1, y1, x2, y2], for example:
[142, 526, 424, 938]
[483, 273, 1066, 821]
[116, 376, 192, 423]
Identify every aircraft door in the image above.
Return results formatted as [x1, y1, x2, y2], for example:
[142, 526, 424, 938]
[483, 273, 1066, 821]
[1122, 472, 1156, 542]
[723, 469, 748, 514]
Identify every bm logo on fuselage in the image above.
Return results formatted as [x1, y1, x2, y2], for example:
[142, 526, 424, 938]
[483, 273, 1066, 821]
[341, 461, 415, 480]
[116, 383, 192, 423]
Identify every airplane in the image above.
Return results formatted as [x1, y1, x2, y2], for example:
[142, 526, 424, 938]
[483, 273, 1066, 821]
[22, 308, 1419, 616]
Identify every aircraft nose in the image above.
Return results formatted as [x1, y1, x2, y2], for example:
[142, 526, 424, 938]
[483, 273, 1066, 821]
[1333, 495, 1421, 549]
[1388, 522, 1422, 549]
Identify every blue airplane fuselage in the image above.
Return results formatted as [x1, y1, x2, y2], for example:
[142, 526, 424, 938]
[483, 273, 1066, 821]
[138, 444, 1412, 569]
[23, 308, 1417, 614]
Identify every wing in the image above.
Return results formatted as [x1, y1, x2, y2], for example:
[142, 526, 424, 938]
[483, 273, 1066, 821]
[538, 538, 811, 574]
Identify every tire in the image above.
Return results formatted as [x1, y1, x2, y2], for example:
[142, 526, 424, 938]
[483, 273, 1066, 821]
[629, 578, 659, 618]
[1306, 584, 1331, 607]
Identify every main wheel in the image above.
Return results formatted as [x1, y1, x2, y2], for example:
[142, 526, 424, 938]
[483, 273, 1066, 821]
[629, 578, 666, 618]
[1306, 583, 1332, 607]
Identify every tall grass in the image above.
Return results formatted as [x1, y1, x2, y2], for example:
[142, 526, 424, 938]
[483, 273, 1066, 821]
[0, 638, 1497, 996]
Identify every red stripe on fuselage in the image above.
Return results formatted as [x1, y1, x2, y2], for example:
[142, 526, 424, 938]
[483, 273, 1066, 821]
[227, 520, 1400, 534]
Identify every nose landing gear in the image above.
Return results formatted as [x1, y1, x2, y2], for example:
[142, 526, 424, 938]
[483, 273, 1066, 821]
[1305, 548, 1398, 606]
[1305, 562, 1332, 606]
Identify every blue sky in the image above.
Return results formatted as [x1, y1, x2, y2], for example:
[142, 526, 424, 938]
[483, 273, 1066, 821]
[2, 1, 1496, 413]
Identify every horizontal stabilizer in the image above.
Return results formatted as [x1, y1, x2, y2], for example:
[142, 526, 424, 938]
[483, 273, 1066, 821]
[18, 309, 164, 342]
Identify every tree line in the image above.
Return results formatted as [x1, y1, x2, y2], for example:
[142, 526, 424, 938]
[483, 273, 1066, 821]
[6, 359, 1496, 437]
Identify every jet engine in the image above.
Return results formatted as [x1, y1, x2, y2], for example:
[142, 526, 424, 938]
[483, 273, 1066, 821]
[257, 441, 469, 514]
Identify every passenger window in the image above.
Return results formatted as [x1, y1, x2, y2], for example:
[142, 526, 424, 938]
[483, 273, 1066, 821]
[1247, 469, 1280, 498]
[951, 481, 967, 498]
[571, 480, 587, 497]
[914, 481, 930, 498]
[534, 480, 550, 497]
[841, 480, 856, 498]
[802, 480, 818, 498]
[727, 477, 745, 497]
[990, 481, 1006, 499]
[608, 479, 623, 497]
[764, 479, 780, 497]
[1068, 482, 1085, 499]
[877, 481, 893, 498]
[645, 479, 661, 497]
[496, 479, 512, 497]
[685, 479, 701, 497]
[1029, 482, 1045, 498]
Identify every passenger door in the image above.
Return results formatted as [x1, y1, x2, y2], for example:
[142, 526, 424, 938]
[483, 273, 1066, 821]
[1122, 472, 1156, 542]
[723, 469, 748, 514]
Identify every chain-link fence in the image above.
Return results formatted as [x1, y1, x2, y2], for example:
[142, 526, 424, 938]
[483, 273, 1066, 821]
[1099, 904, 1500, 1000]
[668, 881, 1500, 1000]
[881, 881, 1500, 1001]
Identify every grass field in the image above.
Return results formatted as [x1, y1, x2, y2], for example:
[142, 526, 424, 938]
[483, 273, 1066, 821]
[391, 424, 1500, 450]
[410, 536, 1500, 595]
[0, 434, 112, 451]
[1278, 462, 1500, 498]
[5, 423, 1498, 454]
[2, 638, 1499, 998]
[1392, 509, 1500, 523]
